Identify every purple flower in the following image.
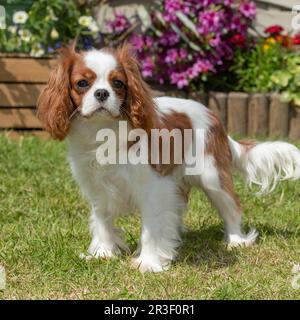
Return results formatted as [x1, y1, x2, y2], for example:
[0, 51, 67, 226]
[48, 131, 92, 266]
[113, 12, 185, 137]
[187, 59, 214, 79]
[239, 1, 256, 20]
[145, 36, 154, 47]
[109, 0, 256, 88]
[230, 15, 247, 33]
[130, 34, 144, 52]
[197, 10, 223, 35]
[165, 48, 178, 64]
[179, 48, 188, 59]
[158, 31, 180, 46]
[209, 35, 222, 47]
[165, 0, 182, 14]
[170, 72, 189, 88]
[107, 13, 130, 33]
[141, 57, 154, 78]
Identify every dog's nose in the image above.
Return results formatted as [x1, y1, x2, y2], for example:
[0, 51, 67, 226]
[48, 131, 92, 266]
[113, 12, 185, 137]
[94, 89, 110, 102]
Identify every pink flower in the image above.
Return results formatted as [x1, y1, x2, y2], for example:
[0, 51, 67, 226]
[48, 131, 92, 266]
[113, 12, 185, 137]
[141, 57, 154, 78]
[145, 36, 154, 47]
[170, 72, 189, 88]
[239, 1, 256, 20]
[158, 31, 180, 46]
[165, 49, 178, 64]
[130, 34, 144, 52]
[187, 59, 214, 79]
[179, 48, 188, 59]
[113, 0, 256, 89]
[107, 13, 130, 33]
[198, 10, 222, 35]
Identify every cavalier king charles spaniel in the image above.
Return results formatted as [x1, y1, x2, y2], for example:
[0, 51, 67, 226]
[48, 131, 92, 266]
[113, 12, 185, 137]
[37, 43, 300, 272]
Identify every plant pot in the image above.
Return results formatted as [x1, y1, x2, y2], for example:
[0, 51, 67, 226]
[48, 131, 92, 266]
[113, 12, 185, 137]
[0, 53, 55, 136]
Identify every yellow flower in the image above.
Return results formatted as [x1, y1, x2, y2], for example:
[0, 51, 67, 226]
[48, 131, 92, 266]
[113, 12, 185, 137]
[13, 11, 28, 24]
[266, 37, 276, 44]
[78, 16, 93, 28]
[50, 28, 59, 40]
[263, 44, 270, 52]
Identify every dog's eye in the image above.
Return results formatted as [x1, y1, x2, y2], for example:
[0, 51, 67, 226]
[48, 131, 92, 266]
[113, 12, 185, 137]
[112, 80, 124, 89]
[77, 80, 89, 88]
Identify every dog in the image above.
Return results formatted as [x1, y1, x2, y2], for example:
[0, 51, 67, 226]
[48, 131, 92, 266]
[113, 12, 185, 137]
[37, 43, 300, 272]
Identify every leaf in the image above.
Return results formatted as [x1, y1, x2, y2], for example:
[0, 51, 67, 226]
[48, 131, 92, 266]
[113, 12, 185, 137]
[154, 11, 166, 27]
[270, 71, 292, 87]
[281, 91, 293, 102]
[176, 11, 200, 38]
[170, 23, 202, 52]
[293, 93, 300, 106]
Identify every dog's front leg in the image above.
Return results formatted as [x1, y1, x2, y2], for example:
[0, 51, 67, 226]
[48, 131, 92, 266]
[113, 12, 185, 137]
[86, 202, 129, 259]
[131, 176, 184, 272]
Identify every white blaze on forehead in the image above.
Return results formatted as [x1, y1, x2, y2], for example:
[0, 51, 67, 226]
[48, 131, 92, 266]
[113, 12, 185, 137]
[83, 50, 117, 78]
[80, 50, 122, 117]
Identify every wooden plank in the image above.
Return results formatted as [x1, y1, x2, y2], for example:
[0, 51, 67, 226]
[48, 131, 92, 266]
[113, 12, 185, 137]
[269, 93, 289, 137]
[164, 89, 187, 99]
[248, 93, 269, 136]
[227, 92, 248, 136]
[208, 92, 227, 129]
[1, 130, 50, 140]
[0, 108, 42, 129]
[289, 107, 300, 140]
[189, 91, 207, 106]
[0, 58, 55, 82]
[0, 83, 45, 107]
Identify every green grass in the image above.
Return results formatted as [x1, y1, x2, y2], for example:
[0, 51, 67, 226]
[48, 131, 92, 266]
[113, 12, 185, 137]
[0, 134, 300, 300]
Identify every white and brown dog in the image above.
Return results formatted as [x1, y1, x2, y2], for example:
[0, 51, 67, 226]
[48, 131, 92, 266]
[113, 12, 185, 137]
[37, 43, 300, 272]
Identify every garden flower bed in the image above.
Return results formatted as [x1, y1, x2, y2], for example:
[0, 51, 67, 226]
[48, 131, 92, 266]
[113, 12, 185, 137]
[0, 0, 300, 139]
[1, 53, 299, 139]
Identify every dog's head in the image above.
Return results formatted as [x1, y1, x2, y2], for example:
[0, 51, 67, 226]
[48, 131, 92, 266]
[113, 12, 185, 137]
[37, 43, 155, 140]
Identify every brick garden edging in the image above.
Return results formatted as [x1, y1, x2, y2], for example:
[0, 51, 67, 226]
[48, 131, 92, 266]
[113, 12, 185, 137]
[0, 54, 300, 139]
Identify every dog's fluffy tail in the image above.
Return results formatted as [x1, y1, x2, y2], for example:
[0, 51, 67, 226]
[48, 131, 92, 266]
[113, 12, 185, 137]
[228, 137, 300, 194]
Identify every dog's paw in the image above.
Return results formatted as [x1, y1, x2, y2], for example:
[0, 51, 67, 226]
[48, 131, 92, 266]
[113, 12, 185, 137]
[226, 229, 259, 249]
[87, 241, 121, 259]
[180, 224, 190, 233]
[131, 256, 170, 273]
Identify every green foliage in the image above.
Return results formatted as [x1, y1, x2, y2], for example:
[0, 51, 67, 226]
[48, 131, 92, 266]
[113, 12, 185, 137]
[230, 41, 283, 93]
[270, 54, 300, 106]
[0, 0, 99, 56]
[231, 41, 300, 107]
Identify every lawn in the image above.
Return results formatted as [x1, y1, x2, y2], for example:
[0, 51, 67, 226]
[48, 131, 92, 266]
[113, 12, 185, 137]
[0, 134, 300, 300]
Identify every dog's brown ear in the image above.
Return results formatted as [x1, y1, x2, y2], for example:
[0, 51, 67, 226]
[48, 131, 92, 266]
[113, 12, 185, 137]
[37, 46, 76, 140]
[116, 43, 157, 132]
